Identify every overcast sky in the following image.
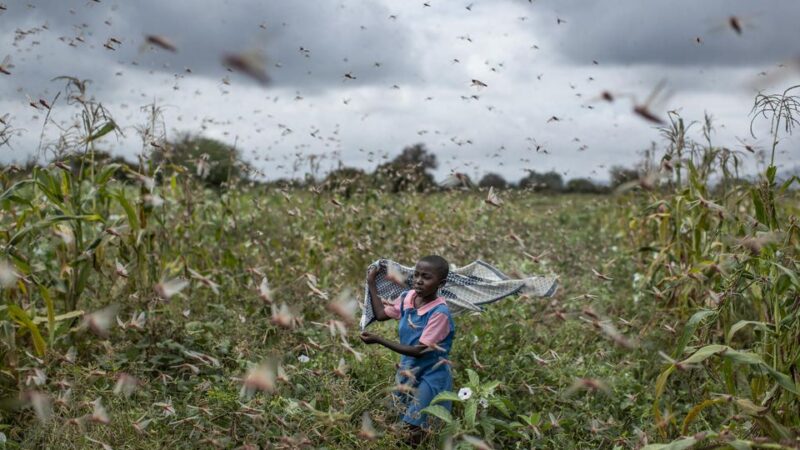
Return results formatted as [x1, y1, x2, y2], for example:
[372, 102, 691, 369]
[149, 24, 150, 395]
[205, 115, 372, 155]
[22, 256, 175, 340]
[2, 0, 799, 183]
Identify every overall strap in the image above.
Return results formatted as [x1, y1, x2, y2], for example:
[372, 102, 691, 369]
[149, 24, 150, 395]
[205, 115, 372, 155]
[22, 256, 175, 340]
[429, 303, 449, 315]
[399, 290, 413, 314]
[429, 303, 453, 322]
[400, 291, 410, 316]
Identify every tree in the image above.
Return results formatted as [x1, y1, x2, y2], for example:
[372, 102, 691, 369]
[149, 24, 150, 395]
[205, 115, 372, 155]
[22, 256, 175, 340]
[373, 143, 437, 193]
[565, 177, 608, 194]
[608, 165, 640, 189]
[321, 166, 368, 199]
[478, 173, 508, 189]
[263, 177, 305, 190]
[518, 170, 564, 192]
[151, 133, 250, 188]
[391, 143, 437, 169]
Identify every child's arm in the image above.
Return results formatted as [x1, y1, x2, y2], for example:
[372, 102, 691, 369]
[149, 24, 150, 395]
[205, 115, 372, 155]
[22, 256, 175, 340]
[367, 263, 391, 321]
[360, 331, 427, 358]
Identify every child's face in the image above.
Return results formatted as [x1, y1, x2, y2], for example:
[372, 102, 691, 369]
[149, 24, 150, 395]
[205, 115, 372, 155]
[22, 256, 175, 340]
[413, 261, 445, 299]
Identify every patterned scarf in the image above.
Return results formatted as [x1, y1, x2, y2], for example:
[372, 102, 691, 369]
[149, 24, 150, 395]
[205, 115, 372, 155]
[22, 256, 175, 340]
[360, 259, 559, 330]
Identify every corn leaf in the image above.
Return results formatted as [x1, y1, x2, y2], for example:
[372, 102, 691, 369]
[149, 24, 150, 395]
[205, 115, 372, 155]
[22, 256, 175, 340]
[38, 285, 56, 345]
[113, 190, 140, 232]
[681, 397, 724, 434]
[7, 304, 46, 356]
[674, 309, 716, 358]
[726, 320, 771, 343]
[8, 214, 103, 246]
[680, 344, 727, 365]
[0, 179, 36, 202]
[32, 310, 85, 325]
[85, 121, 116, 143]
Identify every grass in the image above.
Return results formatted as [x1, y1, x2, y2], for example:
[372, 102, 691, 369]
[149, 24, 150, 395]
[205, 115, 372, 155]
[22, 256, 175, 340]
[2, 186, 682, 449]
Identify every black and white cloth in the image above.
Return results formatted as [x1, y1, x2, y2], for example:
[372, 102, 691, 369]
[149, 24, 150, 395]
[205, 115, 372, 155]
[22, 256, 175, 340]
[360, 259, 559, 330]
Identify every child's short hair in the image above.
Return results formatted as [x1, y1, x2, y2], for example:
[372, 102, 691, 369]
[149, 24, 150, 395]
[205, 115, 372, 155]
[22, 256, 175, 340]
[419, 255, 449, 282]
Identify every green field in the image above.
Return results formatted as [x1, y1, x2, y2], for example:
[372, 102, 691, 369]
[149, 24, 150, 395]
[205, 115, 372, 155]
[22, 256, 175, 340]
[2, 172, 798, 448]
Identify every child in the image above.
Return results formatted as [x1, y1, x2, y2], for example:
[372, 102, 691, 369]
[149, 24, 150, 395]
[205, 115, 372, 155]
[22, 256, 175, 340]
[360, 255, 455, 446]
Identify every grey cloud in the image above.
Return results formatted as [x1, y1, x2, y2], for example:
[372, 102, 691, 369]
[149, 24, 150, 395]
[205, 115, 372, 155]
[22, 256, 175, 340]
[531, 0, 800, 67]
[1, 0, 417, 95]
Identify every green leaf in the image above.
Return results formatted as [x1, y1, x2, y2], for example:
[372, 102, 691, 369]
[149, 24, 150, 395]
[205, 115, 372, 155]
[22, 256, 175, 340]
[719, 348, 766, 366]
[38, 285, 56, 346]
[779, 175, 799, 194]
[83, 235, 105, 253]
[726, 321, 771, 343]
[770, 262, 799, 289]
[775, 274, 792, 295]
[680, 344, 727, 365]
[60, 170, 71, 199]
[96, 163, 121, 185]
[751, 188, 766, 225]
[489, 398, 511, 418]
[419, 405, 452, 424]
[0, 179, 36, 203]
[7, 304, 46, 356]
[759, 365, 800, 396]
[113, 190, 140, 232]
[466, 368, 480, 386]
[766, 165, 776, 184]
[674, 309, 716, 358]
[430, 391, 461, 405]
[681, 397, 724, 434]
[5, 247, 31, 273]
[732, 397, 767, 416]
[85, 121, 117, 143]
[682, 345, 800, 395]
[32, 310, 85, 324]
[7, 214, 103, 247]
[478, 417, 495, 439]
[3, 194, 32, 207]
[724, 349, 798, 394]
[642, 437, 697, 450]
[517, 412, 540, 426]
[464, 400, 477, 428]
[653, 365, 675, 438]
[482, 380, 501, 393]
[74, 262, 92, 299]
[727, 440, 752, 450]
[34, 179, 67, 211]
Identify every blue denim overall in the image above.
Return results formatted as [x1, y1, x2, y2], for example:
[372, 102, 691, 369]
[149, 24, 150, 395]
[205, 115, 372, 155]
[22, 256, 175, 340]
[394, 291, 455, 427]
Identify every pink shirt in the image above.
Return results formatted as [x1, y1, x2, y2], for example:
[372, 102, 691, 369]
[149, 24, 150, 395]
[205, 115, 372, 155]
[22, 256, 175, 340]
[384, 291, 451, 347]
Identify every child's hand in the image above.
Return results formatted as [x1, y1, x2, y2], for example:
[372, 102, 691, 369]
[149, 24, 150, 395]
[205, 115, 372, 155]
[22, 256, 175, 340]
[360, 331, 380, 345]
[367, 268, 378, 282]
[367, 261, 385, 282]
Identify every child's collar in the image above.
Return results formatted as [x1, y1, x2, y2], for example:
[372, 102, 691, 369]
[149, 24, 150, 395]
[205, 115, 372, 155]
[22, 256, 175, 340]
[405, 291, 446, 315]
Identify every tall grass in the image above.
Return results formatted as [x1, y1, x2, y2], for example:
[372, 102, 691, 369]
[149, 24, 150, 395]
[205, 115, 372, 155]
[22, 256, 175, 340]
[629, 87, 800, 446]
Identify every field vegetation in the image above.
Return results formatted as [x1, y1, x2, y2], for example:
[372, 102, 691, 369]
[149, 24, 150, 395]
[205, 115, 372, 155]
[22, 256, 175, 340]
[0, 80, 798, 449]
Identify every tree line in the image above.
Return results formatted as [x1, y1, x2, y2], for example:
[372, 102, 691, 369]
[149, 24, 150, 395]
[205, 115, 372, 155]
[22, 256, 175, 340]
[1, 134, 646, 195]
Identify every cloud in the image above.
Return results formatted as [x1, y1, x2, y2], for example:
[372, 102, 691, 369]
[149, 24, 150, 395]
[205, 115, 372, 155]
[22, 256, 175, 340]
[1, 0, 417, 93]
[1, 0, 798, 184]
[531, 0, 800, 67]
